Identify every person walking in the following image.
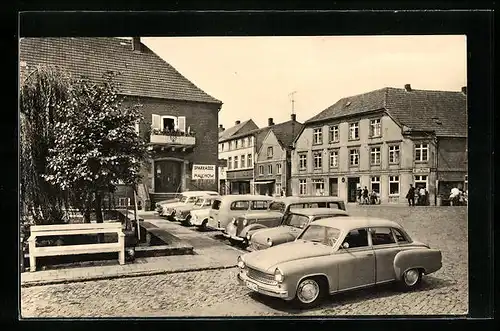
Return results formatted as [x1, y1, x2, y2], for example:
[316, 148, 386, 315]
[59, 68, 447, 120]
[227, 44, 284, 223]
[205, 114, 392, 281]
[406, 184, 415, 206]
[362, 186, 369, 205]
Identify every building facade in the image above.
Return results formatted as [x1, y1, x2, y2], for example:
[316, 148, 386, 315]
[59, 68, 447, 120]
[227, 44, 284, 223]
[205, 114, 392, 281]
[291, 85, 467, 205]
[20, 37, 223, 209]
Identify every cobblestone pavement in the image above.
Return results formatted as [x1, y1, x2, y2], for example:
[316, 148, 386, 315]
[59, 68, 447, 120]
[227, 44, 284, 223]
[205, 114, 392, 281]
[21, 206, 468, 317]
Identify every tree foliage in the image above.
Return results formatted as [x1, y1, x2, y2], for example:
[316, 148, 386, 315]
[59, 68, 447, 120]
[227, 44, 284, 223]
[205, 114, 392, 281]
[43, 71, 149, 223]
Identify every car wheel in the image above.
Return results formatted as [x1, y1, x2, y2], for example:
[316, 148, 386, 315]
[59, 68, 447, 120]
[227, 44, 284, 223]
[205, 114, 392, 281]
[182, 216, 192, 227]
[400, 268, 423, 291]
[293, 277, 326, 309]
[198, 220, 208, 231]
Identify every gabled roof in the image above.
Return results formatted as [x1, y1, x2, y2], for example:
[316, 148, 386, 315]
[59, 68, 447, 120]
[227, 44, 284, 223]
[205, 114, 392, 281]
[19, 37, 222, 104]
[218, 119, 258, 140]
[305, 87, 466, 137]
[270, 120, 304, 150]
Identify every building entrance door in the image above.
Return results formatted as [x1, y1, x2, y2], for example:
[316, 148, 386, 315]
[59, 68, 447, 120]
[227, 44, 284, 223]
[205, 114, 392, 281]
[347, 177, 360, 202]
[329, 178, 338, 197]
[154, 160, 182, 193]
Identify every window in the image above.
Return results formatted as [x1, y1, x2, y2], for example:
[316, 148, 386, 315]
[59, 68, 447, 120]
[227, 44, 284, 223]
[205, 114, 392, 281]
[258, 165, 264, 176]
[313, 151, 322, 169]
[329, 125, 339, 142]
[313, 128, 323, 145]
[370, 147, 381, 165]
[370, 119, 382, 137]
[313, 179, 325, 195]
[234, 156, 239, 169]
[240, 155, 246, 168]
[299, 179, 307, 195]
[267, 164, 273, 174]
[414, 175, 428, 189]
[228, 157, 232, 170]
[464, 175, 468, 191]
[247, 154, 253, 167]
[392, 228, 409, 243]
[349, 122, 359, 140]
[243, 137, 248, 147]
[229, 141, 234, 150]
[415, 143, 429, 162]
[276, 163, 282, 174]
[329, 178, 338, 197]
[151, 114, 186, 133]
[219, 143, 224, 152]
[267, 146, 273, 158]
[371, 176, 380, 193]
[329, 150, 338, 168]
[235, 140, 239, 149]
[389, 176, 400, 195]
[389, 145, 400, 164]
[118, 197, 130, 207]
[370, 227, 396, 245]
[299, 154, 307, 170]
[230, 201, 250, 210]
[342, 228, 369, 248]
[251, 200, 269, 210]
[283, 214, 310, 229]
[275, 182, 282, 196]
[349, 149, 359, 166]
[298, 225, 341, 246]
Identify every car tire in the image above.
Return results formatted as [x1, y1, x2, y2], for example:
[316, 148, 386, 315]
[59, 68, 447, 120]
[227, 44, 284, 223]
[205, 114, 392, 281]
[399, 268, 423, 291]
[182, 216, 192, 227]
[292, 277, 327, 309]
[198, 219, 208, 232]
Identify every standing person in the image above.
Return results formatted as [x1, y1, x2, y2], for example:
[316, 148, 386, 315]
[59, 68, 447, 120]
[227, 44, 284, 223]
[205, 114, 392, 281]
[362, 186, 369, 205]
[357, 186, 362, 204]
[418, 186, 426, 206]
[406, 184, 415, 206]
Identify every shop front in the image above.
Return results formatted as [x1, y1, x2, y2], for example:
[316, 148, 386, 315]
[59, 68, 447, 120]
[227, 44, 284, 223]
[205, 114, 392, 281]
[226, 169, 253, 195]
[252, 179, 276, 196]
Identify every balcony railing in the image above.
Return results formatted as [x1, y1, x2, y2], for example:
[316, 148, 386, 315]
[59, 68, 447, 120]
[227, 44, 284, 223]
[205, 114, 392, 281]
[150, 129, 196, 146]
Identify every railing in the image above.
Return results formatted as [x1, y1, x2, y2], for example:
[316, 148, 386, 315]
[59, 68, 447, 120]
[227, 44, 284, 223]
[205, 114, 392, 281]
[150, 129, 196, 146]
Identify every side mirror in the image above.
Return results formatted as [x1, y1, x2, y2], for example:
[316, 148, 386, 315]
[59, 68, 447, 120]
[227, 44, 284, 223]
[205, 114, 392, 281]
[342, 242, 350, 249]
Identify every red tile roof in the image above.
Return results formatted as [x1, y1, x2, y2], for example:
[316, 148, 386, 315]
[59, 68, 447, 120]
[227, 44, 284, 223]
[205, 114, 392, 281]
[19, 37, 222, 105]
[306, 87, 467, 137]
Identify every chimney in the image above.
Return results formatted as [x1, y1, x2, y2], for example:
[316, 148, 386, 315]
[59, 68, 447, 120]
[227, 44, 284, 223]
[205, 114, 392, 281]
[268, 118, 274, 126]
[218, 124, 225, 132]
[291, 114, 297, 121]
[132, 37, 142, 52]
[235, 120, 241, 125]
[404, 84, 412, 92]
[461, 86, 467, 95]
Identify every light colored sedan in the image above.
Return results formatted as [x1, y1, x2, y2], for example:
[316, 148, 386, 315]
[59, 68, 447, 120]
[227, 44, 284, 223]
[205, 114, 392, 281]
[174, 196, 219, 225]
[237, 216, 442, 308]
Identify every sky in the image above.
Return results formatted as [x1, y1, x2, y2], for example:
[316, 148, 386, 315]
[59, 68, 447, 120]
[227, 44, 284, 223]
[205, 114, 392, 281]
[140, 35, 467, 130]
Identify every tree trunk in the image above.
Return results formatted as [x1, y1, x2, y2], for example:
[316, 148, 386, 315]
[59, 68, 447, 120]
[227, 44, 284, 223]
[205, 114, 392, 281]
[95, 191, 104, 243]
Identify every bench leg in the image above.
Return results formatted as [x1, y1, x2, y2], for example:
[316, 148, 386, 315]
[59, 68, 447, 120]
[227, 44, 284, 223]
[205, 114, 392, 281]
[28, 240, 36, 272]
[119, 249, 125, 265]
[118, 233, 125, 265]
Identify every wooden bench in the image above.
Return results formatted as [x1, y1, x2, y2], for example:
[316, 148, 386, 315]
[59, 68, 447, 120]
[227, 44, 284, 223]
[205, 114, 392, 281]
[27, 222, 125, 272]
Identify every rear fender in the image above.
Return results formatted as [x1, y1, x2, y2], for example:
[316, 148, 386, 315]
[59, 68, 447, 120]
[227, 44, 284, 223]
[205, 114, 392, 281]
[394, 248, 442, 279]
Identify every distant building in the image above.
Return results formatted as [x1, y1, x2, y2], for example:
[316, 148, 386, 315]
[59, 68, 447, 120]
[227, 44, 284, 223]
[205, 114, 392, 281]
[291, 84, 467, 205]
[20, 37, 223, 209]
[254, 115, 304, 196]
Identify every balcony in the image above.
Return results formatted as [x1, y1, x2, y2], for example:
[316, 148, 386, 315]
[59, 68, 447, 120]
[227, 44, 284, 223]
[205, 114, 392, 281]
[149, 129, 196, 152]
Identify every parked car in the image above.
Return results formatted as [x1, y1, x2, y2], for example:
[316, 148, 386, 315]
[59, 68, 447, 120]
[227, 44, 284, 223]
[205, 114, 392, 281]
[207, 195, 274, 231]
[237, 216, 442, 308]
[156, 191, 219, 219]
[174, 195, 220, 225]
[246, 208, 349, 250]
[222, 196, 347, 245]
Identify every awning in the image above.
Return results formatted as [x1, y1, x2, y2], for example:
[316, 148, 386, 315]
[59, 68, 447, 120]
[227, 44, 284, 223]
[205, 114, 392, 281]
[251, 181, 274, 185]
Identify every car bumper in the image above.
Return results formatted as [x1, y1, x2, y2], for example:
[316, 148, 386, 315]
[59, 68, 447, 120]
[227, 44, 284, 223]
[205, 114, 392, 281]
[207, 218, 225, 231]
[237, 271, 289, 299]
[222, 232, 245, 241]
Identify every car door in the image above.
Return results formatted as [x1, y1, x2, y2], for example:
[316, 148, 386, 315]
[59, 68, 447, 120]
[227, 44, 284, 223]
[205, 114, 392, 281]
[337, 228, 376, 290]
[369, 227, 401, 283]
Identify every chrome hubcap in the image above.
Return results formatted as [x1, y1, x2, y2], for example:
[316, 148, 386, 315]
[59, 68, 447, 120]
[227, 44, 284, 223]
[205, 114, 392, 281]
[297, 280, 319, 303]
[404, 269, 420, 286]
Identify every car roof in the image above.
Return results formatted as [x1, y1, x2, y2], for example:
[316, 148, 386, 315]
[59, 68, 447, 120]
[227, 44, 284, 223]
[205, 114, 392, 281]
[182, 191, 219, 197]
[216, 194, 274, 201]
[289, 208, 349, 216]
[272, 196, 345, 204]
[312, 216, 403, 231]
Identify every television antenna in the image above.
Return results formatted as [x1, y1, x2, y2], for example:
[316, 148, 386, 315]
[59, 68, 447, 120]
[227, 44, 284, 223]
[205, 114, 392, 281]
[288, 91, 297, 114]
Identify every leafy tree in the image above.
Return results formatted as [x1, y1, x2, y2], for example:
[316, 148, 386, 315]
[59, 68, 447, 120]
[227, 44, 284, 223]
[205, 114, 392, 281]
[20, 65, 72, 225]
[44, 71, 149, 224]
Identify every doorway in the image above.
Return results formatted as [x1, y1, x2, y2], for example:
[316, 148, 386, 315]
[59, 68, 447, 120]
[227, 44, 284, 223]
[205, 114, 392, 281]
[329, 178, 338, 197]
[154, 160, 183, 193]
[347, 177, 360, 202]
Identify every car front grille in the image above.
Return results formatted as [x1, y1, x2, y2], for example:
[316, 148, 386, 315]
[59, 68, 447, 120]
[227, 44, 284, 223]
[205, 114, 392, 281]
[247, 267, 276, 285]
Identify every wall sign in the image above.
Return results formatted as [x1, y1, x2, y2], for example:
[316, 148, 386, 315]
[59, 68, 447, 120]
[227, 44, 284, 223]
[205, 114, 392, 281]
[413, 168, 430, 174]
[192, 164, 216, 180]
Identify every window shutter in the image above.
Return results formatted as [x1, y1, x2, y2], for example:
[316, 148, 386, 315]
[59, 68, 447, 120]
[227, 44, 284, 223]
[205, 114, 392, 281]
[178, 116, 186, 132]
[151, 114, 161, 130]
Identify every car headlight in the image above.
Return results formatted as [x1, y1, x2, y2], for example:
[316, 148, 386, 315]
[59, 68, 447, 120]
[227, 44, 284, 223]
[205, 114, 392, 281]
[237, 256, 245, 269]
[246, 233, 252, 240]
[274, 268, 284, 283]
[242, 219, 248, 226]
[267, 238, 273, 246]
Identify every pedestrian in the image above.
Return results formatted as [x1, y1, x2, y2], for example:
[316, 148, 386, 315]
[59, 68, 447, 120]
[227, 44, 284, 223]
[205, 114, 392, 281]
[406, 184, 415, 206]
[370, 189, 378, 205]
[362, 186, 369, 205]
[357, 186, 362, 204]
[449, 187, 460, 206]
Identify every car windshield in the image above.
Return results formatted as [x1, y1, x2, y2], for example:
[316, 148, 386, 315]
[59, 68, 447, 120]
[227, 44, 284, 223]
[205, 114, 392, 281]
[269, 202, 285, 212]
[186, 197, 197, 203]
[297, 224, 341, 246]
[282, 214, 310, 229]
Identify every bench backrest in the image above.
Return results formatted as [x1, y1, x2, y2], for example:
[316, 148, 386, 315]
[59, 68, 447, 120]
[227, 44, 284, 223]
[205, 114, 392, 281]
[30, 222, 123, 235]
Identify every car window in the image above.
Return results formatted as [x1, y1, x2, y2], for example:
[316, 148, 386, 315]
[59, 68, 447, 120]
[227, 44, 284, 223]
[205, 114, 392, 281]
[179, 196, 188, 203]
[251, 200, 269, 210]
[298, 224, 341, 246]
[327, 202, 342, 209]
[283, 214, 310, 229]
[392, 228, 409, 243]
[370, 227, 396, 245]
[194, 199, 204, 206]
[186, 197, 197, 203]
[203, 199, 213, 207]
[269, 202, 285, 211]
[212, 200, 221, 210]
[342, 229, 369, 248]
[230, 201, 250, 210]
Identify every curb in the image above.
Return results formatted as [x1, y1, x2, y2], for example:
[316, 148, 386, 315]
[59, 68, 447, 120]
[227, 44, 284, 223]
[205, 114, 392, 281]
[21, 264, 237, 288]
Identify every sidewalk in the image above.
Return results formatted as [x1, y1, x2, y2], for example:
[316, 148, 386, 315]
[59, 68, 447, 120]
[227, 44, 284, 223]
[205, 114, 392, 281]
[21, 212, 241, 287]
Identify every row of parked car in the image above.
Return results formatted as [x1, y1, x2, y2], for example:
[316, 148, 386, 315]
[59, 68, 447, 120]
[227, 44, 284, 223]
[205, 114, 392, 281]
[155, 191, 443, 308]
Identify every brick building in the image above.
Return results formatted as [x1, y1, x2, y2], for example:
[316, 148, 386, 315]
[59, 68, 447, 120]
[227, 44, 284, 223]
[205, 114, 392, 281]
[20, 37, 222, 209]
[291, 85, 467, 205]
